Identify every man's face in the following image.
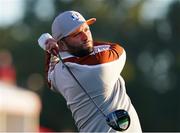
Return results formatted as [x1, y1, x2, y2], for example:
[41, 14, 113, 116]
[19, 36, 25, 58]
[62, 23, 93, 57]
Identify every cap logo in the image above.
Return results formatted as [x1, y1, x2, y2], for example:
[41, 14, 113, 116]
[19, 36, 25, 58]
[71, 13, 80, 21]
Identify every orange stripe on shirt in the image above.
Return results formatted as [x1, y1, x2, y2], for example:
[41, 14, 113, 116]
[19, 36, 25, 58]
[63, 41, 124, 65]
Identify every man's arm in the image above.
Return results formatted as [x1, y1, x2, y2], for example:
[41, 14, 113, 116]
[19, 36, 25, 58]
[45, 52, 59, 89]
[45, 52, 51, 88]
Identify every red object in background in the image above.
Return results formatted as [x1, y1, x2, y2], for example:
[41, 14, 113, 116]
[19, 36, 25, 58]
[0, 66, 16, 84]
[39, 126, 55, 132]
[0, 50, 16, 85]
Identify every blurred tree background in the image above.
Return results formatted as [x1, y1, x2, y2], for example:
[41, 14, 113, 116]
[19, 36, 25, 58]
[0, 0, 180, 132]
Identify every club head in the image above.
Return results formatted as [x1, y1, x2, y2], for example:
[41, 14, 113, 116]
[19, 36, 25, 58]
[106, 109, 130, 131]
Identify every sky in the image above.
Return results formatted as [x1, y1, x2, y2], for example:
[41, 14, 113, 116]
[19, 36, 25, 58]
[0, 0, 179, 28]
[0, 0, 24, 27]
[140, 0, 175, 22]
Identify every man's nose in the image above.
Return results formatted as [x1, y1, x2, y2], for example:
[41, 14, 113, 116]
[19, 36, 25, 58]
[80, 32, 88, 41]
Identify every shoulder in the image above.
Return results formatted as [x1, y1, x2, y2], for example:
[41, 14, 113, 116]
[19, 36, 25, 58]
[93, 41, 125, 55]
[94, 41, 123, 47]
[62, 41, 125, 65]
[94, 41, 125, 52]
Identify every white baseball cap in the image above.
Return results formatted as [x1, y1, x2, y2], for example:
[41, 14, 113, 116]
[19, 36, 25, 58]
[51, 11, 96, 41]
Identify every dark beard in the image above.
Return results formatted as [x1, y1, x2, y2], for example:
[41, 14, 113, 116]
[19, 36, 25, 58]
[71, 47, 93, 57]
[63, 40, 93, 57]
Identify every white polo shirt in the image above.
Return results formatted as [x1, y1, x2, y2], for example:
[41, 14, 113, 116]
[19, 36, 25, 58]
[48, 41, 142, 132]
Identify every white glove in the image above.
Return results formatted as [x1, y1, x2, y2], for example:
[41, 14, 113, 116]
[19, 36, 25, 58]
[38, 33, 53, 50]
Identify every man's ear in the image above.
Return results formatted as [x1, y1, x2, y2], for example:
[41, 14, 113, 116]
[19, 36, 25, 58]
[57, 40, 68, 51]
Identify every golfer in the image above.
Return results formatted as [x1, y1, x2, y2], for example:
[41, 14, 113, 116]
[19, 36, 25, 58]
[39, 10, 142, 132]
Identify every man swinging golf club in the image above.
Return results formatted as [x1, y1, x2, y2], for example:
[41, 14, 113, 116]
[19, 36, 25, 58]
[38, 10, 142, 132]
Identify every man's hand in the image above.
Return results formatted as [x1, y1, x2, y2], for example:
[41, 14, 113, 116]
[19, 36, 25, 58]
[45, 38, 59, 56]
[38, 33, 60, 56]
